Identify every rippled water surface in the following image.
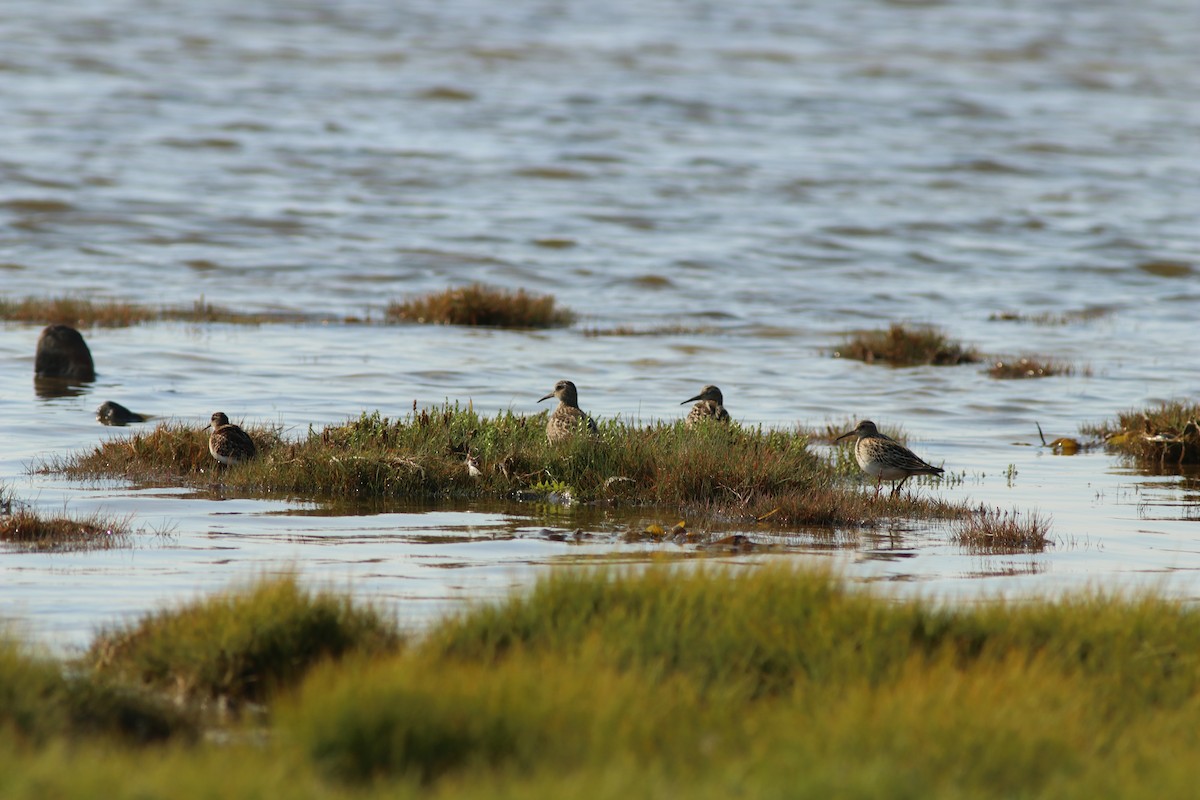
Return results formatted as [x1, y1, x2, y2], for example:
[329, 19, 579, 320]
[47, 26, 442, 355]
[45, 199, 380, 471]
[2, 0, 1199, 648]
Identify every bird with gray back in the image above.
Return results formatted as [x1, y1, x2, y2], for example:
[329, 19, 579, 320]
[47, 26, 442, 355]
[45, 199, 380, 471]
[538, 380, 598, 443]
[835, 419, 944, 496]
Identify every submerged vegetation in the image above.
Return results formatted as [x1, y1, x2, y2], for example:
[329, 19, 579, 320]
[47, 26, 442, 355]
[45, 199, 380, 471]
[1084, 401, 1200, 468]
[0, 493, 130, 551]
[952, 506, 1052, 553]
[0, 295, 320, 327]
[834, 323, 980, 367]
[386, 284, 575, 328]
[47, 407, 965, 528]
[986, 356, 1080, 379]
[6, 569, 1200, 797]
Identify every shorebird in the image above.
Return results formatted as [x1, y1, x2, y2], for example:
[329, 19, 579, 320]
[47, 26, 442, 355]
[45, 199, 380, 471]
[835, 419, 943, 496]
[681, 384, 730, 426]
[205, 412, 257, 465]
[537, 380, 598, 443]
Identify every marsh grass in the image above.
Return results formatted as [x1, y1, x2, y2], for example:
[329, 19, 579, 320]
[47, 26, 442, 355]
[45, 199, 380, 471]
[1083, 401, 1200, 468]
[0, 637, 194, 745]
[0, 295, 318, 327]
[986, 356, 1080, 379]
[283, 567, 1200, 792]
[952, 506, 1052, 552]
[8, 570, 1200, 796]
[834, 323, 980, 366]
[87, 576, 401, 710]
[49, 408, 964, 528]
[47, 421, 285, 484]
[386, 284, 575, 328]
[0, 497, 130, 552]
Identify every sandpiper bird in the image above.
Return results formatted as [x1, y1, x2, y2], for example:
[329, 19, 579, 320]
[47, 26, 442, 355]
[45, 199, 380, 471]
[836, 419, 943, 496]
[537, 380, 598, 443]
[205, 412, 257, 465]
[681, 384, 730, 426]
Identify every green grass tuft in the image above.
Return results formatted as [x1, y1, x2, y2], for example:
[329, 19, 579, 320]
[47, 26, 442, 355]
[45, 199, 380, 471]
[87, 576, 402, 709]
[835, 323, 980, 367]
[0, 636, 194, 745]
[386, 284, 575, 328]
[8, 570, 1200, 796]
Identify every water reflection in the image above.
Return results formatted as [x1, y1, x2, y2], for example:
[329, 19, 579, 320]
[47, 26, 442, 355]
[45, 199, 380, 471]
[34, 375, 93, 399]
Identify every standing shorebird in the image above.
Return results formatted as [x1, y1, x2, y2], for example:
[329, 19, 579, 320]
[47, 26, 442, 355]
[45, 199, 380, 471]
[537, 380, 598, 443]
[681, 384, 730, 426]
[205, 412, 257, 466]
[836, 420, 943, 496]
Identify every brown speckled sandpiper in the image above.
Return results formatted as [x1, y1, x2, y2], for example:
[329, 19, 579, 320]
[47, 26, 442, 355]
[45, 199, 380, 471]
[836, 419, 943, 496]
[681, 384, 730, 426]
[206, 411, 257, 466]
[537, 380, 598, 443]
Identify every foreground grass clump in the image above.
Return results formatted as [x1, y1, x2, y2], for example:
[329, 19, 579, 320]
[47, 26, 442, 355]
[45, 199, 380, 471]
[385, 284, 575, 328]
[0, 295, 315, 327]
[88, 576, 401, 709]
[1083, 401, 1200, 468]
[282, 568, 1200, 792]
[9, 570, 1200, 797]
[953, 506, 1052, 552]
[50, 407, 962, 527]
[0, 636, 193, 745]
[834, 323, 980, 367]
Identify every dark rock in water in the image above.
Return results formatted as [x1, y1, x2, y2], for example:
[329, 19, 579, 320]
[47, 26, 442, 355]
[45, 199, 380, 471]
[35, 324, 95, 381]
[97, 401, 147, 426]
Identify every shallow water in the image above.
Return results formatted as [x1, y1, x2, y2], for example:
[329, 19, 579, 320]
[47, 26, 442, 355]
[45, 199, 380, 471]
[2, 0, 1199, 649]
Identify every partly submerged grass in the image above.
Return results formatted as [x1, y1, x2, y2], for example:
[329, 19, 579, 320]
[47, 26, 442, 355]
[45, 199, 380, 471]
[986, 355, 1080, 379]
[834, 323, 980, 367]
[0, 498, 130, 552]
[386, 284, 575, 328]
[47, 408, 964, 528]
[952, 506, 1052, 553]
[580, 324, 715, 337]
[9, 569, 1200, 797]
[0, 295, 318, 327]
[87, 576, 401, 710]
[1083, 401, 1200, 468]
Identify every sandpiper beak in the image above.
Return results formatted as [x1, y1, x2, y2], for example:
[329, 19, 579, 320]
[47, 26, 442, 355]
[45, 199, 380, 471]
[681, 394, 702, 405]
[835, 429, 855, 442]
[537, 392, 555, 403]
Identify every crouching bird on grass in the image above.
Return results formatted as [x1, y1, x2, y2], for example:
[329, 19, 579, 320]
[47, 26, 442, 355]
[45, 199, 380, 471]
[836, 419, 943, 497]
[537, 380, 598, 443]
[681, 384, 730, 426]
[206, 411, 257, 465]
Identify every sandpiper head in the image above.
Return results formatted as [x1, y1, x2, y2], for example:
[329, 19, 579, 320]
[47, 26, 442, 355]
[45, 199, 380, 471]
[538, 380, 579, 406]
[836, 419, 878, 442]
[682, 384, 723, 406]
[208, 411, 231, 430]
